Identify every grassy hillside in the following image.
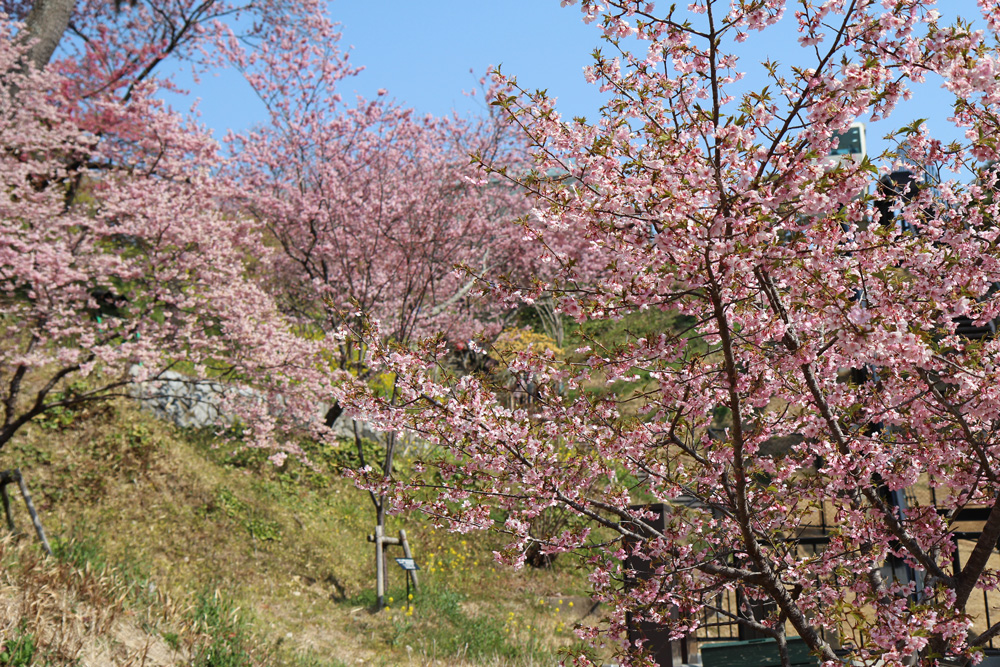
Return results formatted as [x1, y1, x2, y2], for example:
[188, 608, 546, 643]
[0, 398, 603, 666]
[0, 307, 702, 665]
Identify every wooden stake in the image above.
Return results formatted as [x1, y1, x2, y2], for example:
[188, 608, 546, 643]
[399, 529, 418, 592]
[375, 524, 385, 610]
[367, 525, 420, 607]
[1, 483, 14, 532]
[0, 469, 52, 556]
[17, 472, 51, 556]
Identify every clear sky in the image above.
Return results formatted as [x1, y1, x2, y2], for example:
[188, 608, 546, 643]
[170, 1, 982, 173]
[178, 1, 608, 136]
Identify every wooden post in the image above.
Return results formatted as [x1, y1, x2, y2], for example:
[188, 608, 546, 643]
[17, 472, 51, 556]
[375, 524, 385, 610]
[0, 469, 52, 556]
[368, 525, 419, 608]
[399, 529, 418, 592]
[1, 483, 14, 532]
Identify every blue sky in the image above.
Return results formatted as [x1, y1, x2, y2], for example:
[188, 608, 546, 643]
[171, 1, 981, 172]
[179, 1, 607, 135]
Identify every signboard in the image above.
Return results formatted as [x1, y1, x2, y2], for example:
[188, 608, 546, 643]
[395, 558, 420, 571]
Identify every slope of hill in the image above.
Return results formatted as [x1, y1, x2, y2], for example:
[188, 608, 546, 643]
[0, 399, 599, 666]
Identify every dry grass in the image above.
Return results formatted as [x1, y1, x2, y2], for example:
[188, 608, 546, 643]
[0, 535, 187, 666]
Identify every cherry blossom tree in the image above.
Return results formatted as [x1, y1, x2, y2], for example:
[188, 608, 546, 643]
[0, 2, 326, 458]
[225, 21, 584, 605]
[4, 0, 327, 78]
[229, 28, 541, 357]
[334, 1, 1000, 664]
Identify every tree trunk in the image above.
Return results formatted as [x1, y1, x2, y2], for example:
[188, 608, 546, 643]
[19, 0, 76, 71]
[323, 402, 342, 428]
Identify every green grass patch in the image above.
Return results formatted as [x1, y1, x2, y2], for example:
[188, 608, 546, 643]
[0, 625, 37, 667]
[371, 584, 553, 664]
[190, 588, 271, 667]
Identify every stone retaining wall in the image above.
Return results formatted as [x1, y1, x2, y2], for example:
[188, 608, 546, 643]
[128, 369, 242, 429]
[127, 368, 383, 442]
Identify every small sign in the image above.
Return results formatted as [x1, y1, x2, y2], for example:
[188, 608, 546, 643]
[395, 558, 420, 571]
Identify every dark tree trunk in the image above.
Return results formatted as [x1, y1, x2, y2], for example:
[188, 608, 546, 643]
[323, 402, 343, 428]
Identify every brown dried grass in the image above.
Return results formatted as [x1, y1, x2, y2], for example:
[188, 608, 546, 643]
[0, 535, 187, 666]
